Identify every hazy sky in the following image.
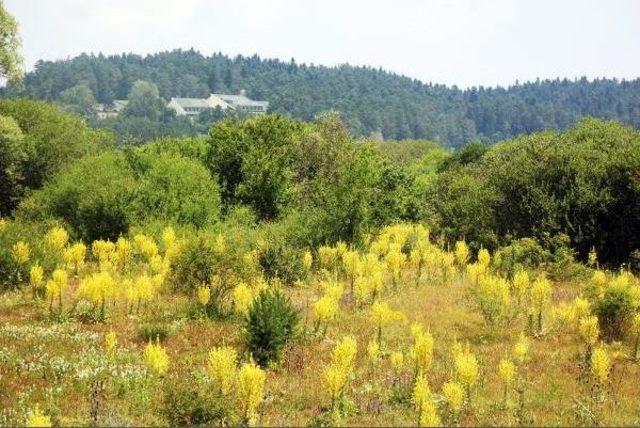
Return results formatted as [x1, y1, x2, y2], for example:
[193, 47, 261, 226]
[5, 0, 640, 88]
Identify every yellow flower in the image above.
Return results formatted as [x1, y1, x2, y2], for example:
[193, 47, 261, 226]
[454, 241, 469, 266]
[26, 404, 51, 428]
[207, 346, 237, 395]
[63, 242, 86, 271]
[133, 234, 158, 260]
[367, 340, 380, 364]
[412, 328, 434, 375]
[579, 315, 600, 346]
[591, 346, 610, 384]
[323, 364, 347, 403]
[92, 239, 115, 264]
[143, 339, 169, 376]
[29, 264, 44, 288]
[313, 296, 338, 323]
[318, 245, 337, 269]
[454, 349, 479, 389]
[342, 250, 360, 278]
[236, 362, 266, 425]
[513, 334, 529, 364]
[45, 226, 68, 250]
[390, 351, 404, 370]
[442, 380, 465, 412]
[77, 271, 117, 305]
[302, 250, 313, 272]
[386, 249, 406, 281]
[498, 358, 516, 386]
[12, 241, 29, 264]
[105, 329, 117, 356]
[512, 270, 529, 301]
[214, 233, 225, 255]
[114, 237, 132, 270]
[197, 284, 211, 306]
[233, 283, 254, 315]
[412, 375, 441, 427]
[162, 226, 176, 250]
[530, 277, 552, 311]
[371, 301, 405, 327]
[331, 336, 357, 372]
[477, 248, 491, 267]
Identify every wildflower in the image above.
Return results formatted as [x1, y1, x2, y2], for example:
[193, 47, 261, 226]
[454, 348, 479, 391]
[207, 346, 237, 395]
[318, 245, 337, 270]
[513, 334, 529, 364]
[512, 270, 529, 304]
[367, 340, 380, 365]
[143, 339, 169, 376]
[477, 248, 491, 267]
[332, 336, 357, 372]
[412, 375, 441, 427]
[386, 249, 406, 287]
[26, 404, 51, 428]
[579, 315, 600, 347]
[454, 241, 469, 266]
[105, 329, 117, 356]
[29, 264, 44, 289]
[233, 283, 253, 315]
[45, 226, 68, 250]
[63, 242, 86, 272]
[133, 234, 158, 260]
[302, 250, 313, 272]
[412, 329, 434, 376]
[236, 362, 266, 425]
[197, 284, 211, 306]
[390, 351, 404, 370]
[114, 237, 132, 270]
[531, 276, 552, 332]
[214, 233, 225, 255]
[442, 380, 465, 412]
[12, 241, 29, 264]
[371, 301, 405, 346]
[498, 358, 516, 386]
[313, 296, 338, 326]
[591, 346, 610, 384]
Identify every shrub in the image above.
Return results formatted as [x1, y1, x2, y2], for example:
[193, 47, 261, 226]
[244, 289, 300, 367]
[257, 238, 305, 285]
[138, 322, 171, 343]
[590, 274, 639, 340]
[19, 150, 221, 242]
[162, 374, 234, 426]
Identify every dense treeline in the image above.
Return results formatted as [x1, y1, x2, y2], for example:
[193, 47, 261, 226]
[1, 100, 639, 268]
[2, 50, 640, 147]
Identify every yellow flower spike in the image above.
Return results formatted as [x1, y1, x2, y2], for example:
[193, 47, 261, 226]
[233, 283, 253, 315]
[12, 241, 29, 264]
[143, 339, 169, 376]
[207, 346, 237, 395]
[390, 351, 404, 370]
[579, 315, 600, 346]
[45, 226, 68, 250]
[477, 248, 491, 267]
[105, 329, 117, 356]
[29, 264, 44, 288]
[454, 348, 479, 390]
[442, 380, 465, 412]
[196, 284, 211, 306]
[591, 346, 610, 384]
[412, 374, 441, 427]
[367, 340, 380, 364]
[454, 241, 469, 266]
[498, 358, 516, 386]
[513, 333, 529, 365]
[302, 250, 313, 272]
[236, 361, 266, 425]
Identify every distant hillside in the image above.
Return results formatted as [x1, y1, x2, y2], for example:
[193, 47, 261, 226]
[3, 49, 640, 147]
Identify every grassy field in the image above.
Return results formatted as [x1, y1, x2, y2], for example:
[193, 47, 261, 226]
[1, 224, 639, 426]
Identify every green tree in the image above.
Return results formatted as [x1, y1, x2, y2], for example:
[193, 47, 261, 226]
[208, 115, 303, 220]
[0, 115, 29, 215]
[124, 80, 165, 120]
[0, 1, 23, 83]
[58, 84, 96, 115]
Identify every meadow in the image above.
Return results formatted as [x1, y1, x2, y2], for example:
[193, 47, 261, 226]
[1, 222, 639, 426]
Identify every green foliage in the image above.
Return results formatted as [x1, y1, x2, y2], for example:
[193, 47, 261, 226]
[18, 150, 220, 241]
[138, 322, 171, 343]
[6, 50, 640, 146]
[58, 84, 96, 116]
[438, 141, 487, 172]
[429, 119, 640, 266]
[208, 114, 303, 220]
[244, 289, 300, 368]
[0, 114, 29, 215]
[162, 374, 234, 426]
[0, 1, 23, 83]
[123, 80, 165, 121]
[257, 227, 305, 285]
[0, 99, 114, 193]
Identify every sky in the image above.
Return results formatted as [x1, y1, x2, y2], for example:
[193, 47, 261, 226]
[5, 0, 640, 88]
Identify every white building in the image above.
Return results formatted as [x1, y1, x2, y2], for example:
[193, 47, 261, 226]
[167, 91, 269, 117]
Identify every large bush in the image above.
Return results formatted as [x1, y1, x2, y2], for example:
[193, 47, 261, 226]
[428, 119, 640, 266]
[0, 99, 113, 192]
[17, 151, 221, 241]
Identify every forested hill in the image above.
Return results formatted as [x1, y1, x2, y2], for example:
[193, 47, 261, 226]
[3, 49, 640, 147]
